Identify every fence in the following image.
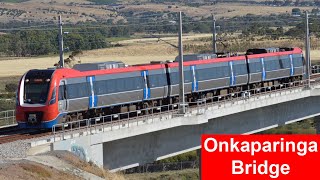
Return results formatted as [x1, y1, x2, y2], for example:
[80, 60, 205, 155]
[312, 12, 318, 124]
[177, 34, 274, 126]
[0, 110, 16, 127]
[312, 65, 320, 74]
[124, 160, 199, 174]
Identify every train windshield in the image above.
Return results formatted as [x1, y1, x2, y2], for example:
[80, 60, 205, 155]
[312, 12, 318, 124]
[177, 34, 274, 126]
[23, 70, 54, 104]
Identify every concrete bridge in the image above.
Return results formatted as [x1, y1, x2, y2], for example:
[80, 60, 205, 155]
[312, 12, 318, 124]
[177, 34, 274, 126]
[27, 79, 320, 171]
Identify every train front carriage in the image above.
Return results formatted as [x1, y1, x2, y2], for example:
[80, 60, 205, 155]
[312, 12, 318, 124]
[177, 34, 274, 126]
[16, 69, 60, 128]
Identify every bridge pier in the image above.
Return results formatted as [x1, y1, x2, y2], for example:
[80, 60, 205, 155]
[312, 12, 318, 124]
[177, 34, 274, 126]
[314, 116, 320, 134]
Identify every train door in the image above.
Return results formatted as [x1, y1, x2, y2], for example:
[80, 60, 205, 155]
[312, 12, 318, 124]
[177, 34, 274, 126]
[289, 54, 294, 76]
[190, 65, 198, 92]
[260, 57, 266, 81]
[58, 80, 68, 112]
[229, 61, 235, 86]
[87, 76, 97, 109]
[141, 70, 150, 100]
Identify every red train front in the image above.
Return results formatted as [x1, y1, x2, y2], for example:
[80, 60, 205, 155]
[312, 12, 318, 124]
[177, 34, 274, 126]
[16, 69, 62, 128]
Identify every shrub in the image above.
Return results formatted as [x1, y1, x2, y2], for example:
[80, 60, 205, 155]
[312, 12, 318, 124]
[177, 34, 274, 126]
[5, 83, 18, 93]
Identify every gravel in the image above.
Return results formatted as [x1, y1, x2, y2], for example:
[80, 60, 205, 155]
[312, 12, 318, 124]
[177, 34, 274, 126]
[0, 141, 31, 159]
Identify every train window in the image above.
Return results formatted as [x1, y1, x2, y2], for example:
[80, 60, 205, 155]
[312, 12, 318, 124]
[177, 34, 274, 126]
[107, 80, 116, 93]
[94, 80, 106, 95]
[148, 75, 158, 88]
[117, 79, 125, 91]
[49, 87, 56, 105]
[66, 83, 89, 99]
[249, 62, 261, 73]
[265, 59, 281, 71]
[234, 64, 247, 75]
[170, 71, 191, 84]
[223, 66, 229, 76]
[159, 75, 167, 86]
[95, 77, 143, 95]
[126, 77, 141, 90]
[293, 56, 303, 67]
[184, 70, 192, 83]
[196, 66, 229, 81]
[280, 56, 290, 69]
[58, 85, 64, 100]
[170, 72, 178, 84]
[135, 77, 143, 89]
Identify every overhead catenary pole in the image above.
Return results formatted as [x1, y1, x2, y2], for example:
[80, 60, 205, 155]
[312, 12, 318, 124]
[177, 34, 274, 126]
[178, 11, 185, 114]
[305, 11, 311, 88]
[212, 15, 217, 54]
[58, 15, 64, 68]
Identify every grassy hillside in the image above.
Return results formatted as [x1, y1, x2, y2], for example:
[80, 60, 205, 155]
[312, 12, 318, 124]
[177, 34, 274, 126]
[0, 0, 28, 2]
[88, 0, 118, 4]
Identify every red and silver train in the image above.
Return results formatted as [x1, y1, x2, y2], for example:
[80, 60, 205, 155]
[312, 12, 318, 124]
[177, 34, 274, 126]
[16, 47, 305, 128]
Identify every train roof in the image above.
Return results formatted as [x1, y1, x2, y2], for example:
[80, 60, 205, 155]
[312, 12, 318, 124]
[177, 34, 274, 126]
[167, 47, 302, 68]
[30, 47, 303, 79]
[55, 63, 166, 79]
[247, 47, 302, 59]
[167, 55, 246, 68]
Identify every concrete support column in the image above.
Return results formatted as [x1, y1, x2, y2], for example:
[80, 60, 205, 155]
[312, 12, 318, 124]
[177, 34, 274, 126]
[90, 143, 103, 168]
[314, 116, 320, 134]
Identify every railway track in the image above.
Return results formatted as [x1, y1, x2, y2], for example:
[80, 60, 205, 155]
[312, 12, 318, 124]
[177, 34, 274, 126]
[0, 128, 51, 145]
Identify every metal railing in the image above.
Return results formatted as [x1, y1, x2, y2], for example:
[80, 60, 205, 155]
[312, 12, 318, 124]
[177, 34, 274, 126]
[52, 103, 180, 141]
[312, 65, 320, 74]
[52, 79, 315, 141]
[0, 110, 16, 127]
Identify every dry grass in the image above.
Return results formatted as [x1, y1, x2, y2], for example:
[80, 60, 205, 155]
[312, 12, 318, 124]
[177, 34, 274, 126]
[0, 0, 114, 23]
[20, 163, 52, 178]
[0, 34, 212, 77]
[121, 3, 315, 18]
[51, 151, 125, 180]
[0, 34, 319, 78]
[0, 160, 80, 180]
[0, 1, 315, 24]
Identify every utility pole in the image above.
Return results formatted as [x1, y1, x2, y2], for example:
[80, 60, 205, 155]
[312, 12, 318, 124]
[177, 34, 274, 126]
[178, 11, 185, 114]
[212, 15, 217, 54]
[305, 11, 311, 88]
[58, 15, 64, 68]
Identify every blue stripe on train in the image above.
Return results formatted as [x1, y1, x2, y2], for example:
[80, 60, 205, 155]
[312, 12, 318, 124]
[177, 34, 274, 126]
[289, 54, 294, 76]
[229, 61, 235, 86]
[260, 57, 266, 81]
[190, 65, 198, 92]
[87, 76, 98, 108]
[141, 70, 150, 100]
